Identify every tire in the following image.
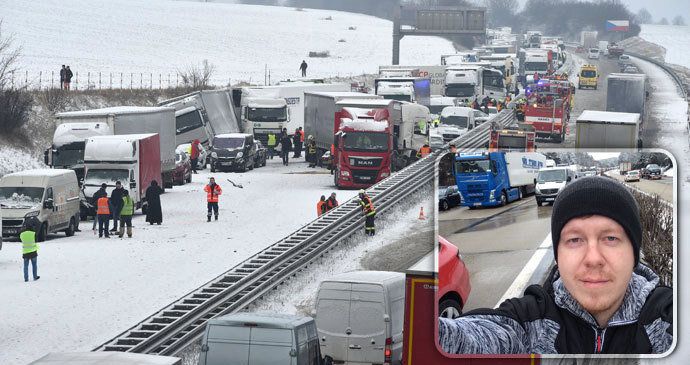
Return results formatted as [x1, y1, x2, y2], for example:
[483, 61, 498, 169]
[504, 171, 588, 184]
[186, 174, 192, 184]
[37, 223, 48, 242]
[262, 157, 267, 167]
[537, 199, 543, 207]
[211, 163, 216, 173]
[518, 188, 523, 200]
[441, 200, 449, 211]
[323, 356, 333, 365]
[439, 298, 462, 319]
[500, 191, 507, 206]
[334, 169, 340, 188]
[65, 217, 76, 237]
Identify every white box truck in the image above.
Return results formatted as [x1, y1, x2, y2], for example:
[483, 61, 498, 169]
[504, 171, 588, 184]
[606, 73, 646, 117]
[0, 169, 81, 241]
[48, 106, 177, 188]
[575, 110, 641, 148]
[315, 271, 405, 365]
[580, 31, 598, 49]
[378, 65, 448, 96]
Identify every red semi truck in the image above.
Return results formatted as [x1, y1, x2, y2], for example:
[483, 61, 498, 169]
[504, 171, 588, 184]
[333, 107, 394, 189]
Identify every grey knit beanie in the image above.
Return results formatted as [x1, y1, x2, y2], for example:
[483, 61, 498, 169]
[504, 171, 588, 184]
[551, 176, 641, 266]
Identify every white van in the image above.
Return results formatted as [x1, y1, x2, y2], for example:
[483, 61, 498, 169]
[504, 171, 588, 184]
[199, 312, 322, 365]
[588, 48, 600, 60]
[0, 169, 80, 241]
[534, 166, 575, 206]
[315, 271, 405, 365]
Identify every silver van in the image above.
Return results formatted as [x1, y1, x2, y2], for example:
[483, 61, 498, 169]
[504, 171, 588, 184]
[534, 166, 575, 206]
[0, 169, 81, 241]
[199, 312, 322, 365]
[315, 271, 405, 365]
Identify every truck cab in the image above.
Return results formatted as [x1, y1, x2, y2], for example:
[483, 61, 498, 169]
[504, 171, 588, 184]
[242, 98, 289, 145]
[374, 77, 431, 106]
[333, 108, 393, 189]
[45, 122, 113, 182]
[578, 64, 599, 89]
[209, 133, 256, 173]
[438, 107, 476, 140]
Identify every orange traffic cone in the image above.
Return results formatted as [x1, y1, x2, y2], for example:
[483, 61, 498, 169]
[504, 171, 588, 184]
[418, 206, 426, 220]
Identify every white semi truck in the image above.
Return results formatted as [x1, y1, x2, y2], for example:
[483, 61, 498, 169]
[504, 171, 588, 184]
[444, 64, 506, 103]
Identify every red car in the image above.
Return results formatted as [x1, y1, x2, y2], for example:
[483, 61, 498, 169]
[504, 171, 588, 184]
[437, 235, 472, 318]
[173, 151, 192, 185]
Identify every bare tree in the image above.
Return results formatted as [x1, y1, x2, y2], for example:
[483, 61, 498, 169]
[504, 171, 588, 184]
[635, 8, 653, 24]
[672, 15, 685, 26]
[484, 0, 518, 27]
[658, 17, 669, 25]
[177, 59, 216, 90]
[0, 21, 21, 90]
[0, 21, 31, 134]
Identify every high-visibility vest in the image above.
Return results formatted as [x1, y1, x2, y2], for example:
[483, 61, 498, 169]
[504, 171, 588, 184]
[308, 142, 316, 154]
[97, 197, 110, 215]
[121, 196, 135, 216]
[359, 196, 375, 216]
[21, 230, 38, 254]
[204, 184, 222, 203]
[267, 134, 277, 147]
[326, 198, 338, 211]
[317, 200, 326, 216]
[417, 146, 431, 158]
[299, 130, 305, 142]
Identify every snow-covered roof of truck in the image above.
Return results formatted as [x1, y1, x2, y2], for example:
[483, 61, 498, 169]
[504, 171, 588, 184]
[577, 110, 640, 124]
[340, 107, 389, 132]
[56, 106, 173, 118]
[3, 169, 75, 178]
[53, 122, 113, 146]
[246, 98, 286, 108]
[608, 73, 646, 80]
[336, 98, 395, 107]
[86, 133, 157, 142]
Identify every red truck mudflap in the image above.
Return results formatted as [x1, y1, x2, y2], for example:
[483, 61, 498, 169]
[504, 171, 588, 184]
[402, 270, 540, 365]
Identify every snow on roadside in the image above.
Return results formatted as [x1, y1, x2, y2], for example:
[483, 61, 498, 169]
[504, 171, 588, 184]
[640, 25, 690, 69]
[0, 146, 45, 177]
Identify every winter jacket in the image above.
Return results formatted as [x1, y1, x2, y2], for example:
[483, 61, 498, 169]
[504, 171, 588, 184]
[439, 264, 673, 354]
[326, 197, 338, 211]
[110, 187, 125, 209]
[204, 183, 222, 203]
[280, 135, 292, 152]
[191, 140, 200, 159]
[65, 68, 73, 82]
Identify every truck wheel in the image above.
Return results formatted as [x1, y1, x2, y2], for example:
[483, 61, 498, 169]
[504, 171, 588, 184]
[323, 356, 333, 365]
[441, 200, 449, 211]
[65, 218, 76, 237]
[518, 188, 523, 200]
[500, 192, 507, 206]
[439, 298, 462, 319]
[37, 223, 48, 242]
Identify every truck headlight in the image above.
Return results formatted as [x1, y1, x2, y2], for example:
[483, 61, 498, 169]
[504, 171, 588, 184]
[341, 170, 350, 177]
[25, 211, 40, 218]
[237, 152, 244, 158]
[211, 152, 218, 159]
[489, 190, 495, 200]
[380, 171, 390, 178]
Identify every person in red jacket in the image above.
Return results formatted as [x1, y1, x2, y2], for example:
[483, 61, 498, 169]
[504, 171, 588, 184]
[190, 139, 201, 174]
[204, 177, 222, 222]
[326, 192, 338, 212]
[317, 195, 327, 217]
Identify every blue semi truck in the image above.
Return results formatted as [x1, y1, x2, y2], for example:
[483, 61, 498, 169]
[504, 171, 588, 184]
[454, 151, 546, 207]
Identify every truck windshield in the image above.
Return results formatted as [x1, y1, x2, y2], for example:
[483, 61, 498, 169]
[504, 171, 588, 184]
[0, 187, 45, 209]
[214, 137, 244, 149]
[580, 70, 596, 78]
[445, 84, 475, 97]
[53, 141, 85, 167]
[382, 94, 412, 102]
[455, 159, 492, 174]
[537, 169, 566, 183]
[482, 72, 504, 88]
[441, 116, 469, 129]
[525, 62, 548, 72]
[176, 110, 204, 135]
[84, 169, 129, 186]
[342, 132, 388, 152]
[247, 107, 287, 122]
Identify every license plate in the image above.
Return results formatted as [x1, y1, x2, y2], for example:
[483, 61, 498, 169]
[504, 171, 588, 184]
[221, 162, 232, 166]
[474, 203, 482, 206]
[359, 176, 371, 181]
[545, 198, 555, 202]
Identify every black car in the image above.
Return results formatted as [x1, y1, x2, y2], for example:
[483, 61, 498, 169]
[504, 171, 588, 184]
[641, 164, 662, 180]
[439, 185, 462, 211]
[253, 140, 267, 168]
[209, 133, 257, 172]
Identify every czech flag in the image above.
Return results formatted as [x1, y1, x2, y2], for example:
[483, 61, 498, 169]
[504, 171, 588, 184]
[606, 20, 630, 32]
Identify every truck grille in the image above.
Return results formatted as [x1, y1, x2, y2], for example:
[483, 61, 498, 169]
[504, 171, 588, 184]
[352, 169, 379, 184]
[540, 188, 559, 195]
[442, 134, 460, 142]
[348, 157, 382, 168]
[2, 219, 24, 227]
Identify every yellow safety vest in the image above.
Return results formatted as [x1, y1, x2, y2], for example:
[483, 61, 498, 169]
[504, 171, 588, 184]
[267, 134, 277, 147]
[21, 231, 38, 254]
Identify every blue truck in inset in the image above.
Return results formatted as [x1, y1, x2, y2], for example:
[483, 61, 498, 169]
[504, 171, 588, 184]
[454, 151, 546, 207]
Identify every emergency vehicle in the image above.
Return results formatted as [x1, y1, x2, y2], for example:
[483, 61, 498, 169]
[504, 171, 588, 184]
[523, 79, 573, 142]
[578, 64, 598, 89]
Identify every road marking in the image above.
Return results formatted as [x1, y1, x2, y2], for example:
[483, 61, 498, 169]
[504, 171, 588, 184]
[496, 233, 553, 307]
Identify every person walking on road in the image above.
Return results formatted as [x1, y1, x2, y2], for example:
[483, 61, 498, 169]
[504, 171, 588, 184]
[64, 66, 74, 90]
[299, 60, 308, 77]
[20, 218, 40, 282]
[292, 128, 302, 158]
[267, 131, 277, 160]
[358, 190, 376, 236]
[118, 190, 135, 238]
[145, 180, 164, 225]
[280, 130, 292, 166]
[59, 65, 66, 90]
[204, 177, 222, 222]
[317, 195, 327, 217]
[109, 181, 125, 233]
[326, 192, 338, 212]
[190, 139, 201, 174]
[96, 192, 111, 238]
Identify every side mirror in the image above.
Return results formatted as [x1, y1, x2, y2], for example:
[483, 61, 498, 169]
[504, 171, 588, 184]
[289, 349, 297, 357]
[384, 314, 391, 323]
[567, 176, 572, 182]
[534, 178, 537, 184]
[130, 182, 136, 189]
[44, 199, 54, 210]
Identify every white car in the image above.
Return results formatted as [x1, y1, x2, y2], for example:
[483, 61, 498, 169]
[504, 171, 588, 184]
[588, 48, 600, 60]
[176, 143, 207, 170]
[624, 170, 640, 182]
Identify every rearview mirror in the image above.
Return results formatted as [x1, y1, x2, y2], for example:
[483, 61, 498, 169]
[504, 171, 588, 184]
[130, 182, 136, 189]
[44, 199, 54, 210]
[289, 349, 297, 357]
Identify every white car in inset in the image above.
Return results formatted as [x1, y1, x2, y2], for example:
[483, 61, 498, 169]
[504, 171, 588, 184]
[588, 48, 600, 60]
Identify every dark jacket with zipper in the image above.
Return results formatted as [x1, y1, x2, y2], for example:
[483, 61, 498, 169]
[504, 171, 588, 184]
[439, 264, 672, 354]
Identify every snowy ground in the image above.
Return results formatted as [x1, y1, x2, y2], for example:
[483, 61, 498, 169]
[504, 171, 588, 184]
[1, 0, 456, 88]
[0, 146, 44, 177]
[640, 25, 690, 69]
[0, 158, 361, 364]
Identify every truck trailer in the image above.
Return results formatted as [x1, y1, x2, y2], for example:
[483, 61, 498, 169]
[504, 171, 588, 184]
[47, 106, 176, 188]
[606, 73, 646, 117]
[374, 77, 431, 106]
[575, 110, 641, 148]
[378, 65, 447, 96]
[580, 31, 598, 49]
[455, 151, 546, 207]
[444, 64, 506, 103]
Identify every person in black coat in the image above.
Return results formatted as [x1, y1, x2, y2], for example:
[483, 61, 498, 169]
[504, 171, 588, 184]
[145, 180, 164, 225]
[64, 66, 74, 90]
[109, 181, 125, 232]
[279, 132, 292, 166]
[59, 65, 66, 90]
[292, 128, 302, 158]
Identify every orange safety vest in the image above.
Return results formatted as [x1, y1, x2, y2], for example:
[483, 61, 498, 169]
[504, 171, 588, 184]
[299, 130, 305, 142]
[97, 197, 110, 215]
[418, 146, 431, 158]
[317, 200, 326, 216]
[204, 184, 222, 203]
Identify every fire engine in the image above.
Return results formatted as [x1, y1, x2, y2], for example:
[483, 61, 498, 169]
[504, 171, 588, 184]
[523, 79, 573, 142]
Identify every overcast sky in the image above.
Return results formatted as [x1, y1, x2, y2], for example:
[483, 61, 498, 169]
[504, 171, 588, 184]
[514, 0, 689, 23]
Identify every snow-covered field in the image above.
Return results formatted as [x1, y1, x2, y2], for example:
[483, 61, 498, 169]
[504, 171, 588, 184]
[0, 146, 44, 177]
[1, 0, 456, 87]
[640, 25, 690, 69]
[0, 159, 363, 364]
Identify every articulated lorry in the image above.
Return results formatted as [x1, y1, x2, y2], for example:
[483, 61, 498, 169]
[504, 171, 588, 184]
[374, 77, 431, 106]
[231, 83, 349, 145]
[580, 31, 598, 49]
[378, 66, 447, 96]
[47, 106, 176, 188]
[455, 151, 546, 207]
[522, 48, 553, 83]
[575, 110, 641, 148]
[158, 89, 240, 148]
[444, 64, 506, 103]
[606, 73, 646, 117]
[83, 134, 161, 215]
